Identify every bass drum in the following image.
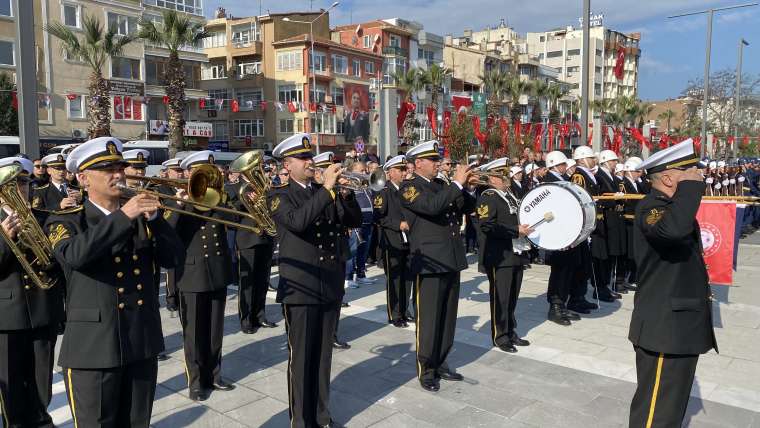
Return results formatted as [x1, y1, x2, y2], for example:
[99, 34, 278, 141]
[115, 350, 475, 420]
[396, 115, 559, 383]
[517, 182, 596, 250]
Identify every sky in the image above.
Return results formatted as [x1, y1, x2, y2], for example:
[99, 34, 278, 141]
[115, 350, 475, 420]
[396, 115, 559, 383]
[208, 0, 760, 101]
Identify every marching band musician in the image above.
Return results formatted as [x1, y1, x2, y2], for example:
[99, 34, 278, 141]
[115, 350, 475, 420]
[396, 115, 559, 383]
[123, 149, 150, 188]
[44, 137, 185, 427]
[509, 166, 526, 198]
[32, 153, 82, 211]
[628, 140, 717, 428]
[596, 150, 629, 295]
[622, 158, 644, 290]
[399, 140, 476, 392]
[167, 150, 236, 401]
[157, 157, 185, 313]
[268, 134, 362, 428]
[475, 158, 532, 353]
[373, 154, 414, 328]
[0, 157, 64, 428]
[542, 151, 581, 324]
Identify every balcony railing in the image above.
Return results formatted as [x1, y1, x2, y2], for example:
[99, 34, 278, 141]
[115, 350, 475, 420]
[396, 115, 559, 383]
[145, 41, 204, 54]
[234, 63, 262, 80]
[382, 46, 408, 57]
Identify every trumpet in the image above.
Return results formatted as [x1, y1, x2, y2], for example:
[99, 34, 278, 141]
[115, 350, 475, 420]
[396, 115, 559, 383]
[472, 171, 509, 186]
[0, 165, 58, 289]
[119, 164, 264, 233]
[309, 167, 387, 192]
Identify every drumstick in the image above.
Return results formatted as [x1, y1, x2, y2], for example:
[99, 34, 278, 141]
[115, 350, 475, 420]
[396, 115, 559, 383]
[529, 212, 555, 229]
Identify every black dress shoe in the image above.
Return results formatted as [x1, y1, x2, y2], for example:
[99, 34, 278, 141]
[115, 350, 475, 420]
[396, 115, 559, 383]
[577, 299, 598, 310]
[166, 303, 178, 312]
[625, 283, 638, 291]
[257, 320, 278, 328]
[498, 343, 518, 353]
[392, 319, 408, 328]
[595, 292, 616, 303]
[157, 352, 169, 361]
[332, 340, 351, 350]
[548, 304, 571, 326]
[404, 314, 416, 323]
[212, 379, 235, 391]
[565, 303, 589, 315]
[419, 378, 440, 392]
[340, 302, 350, 308]
[510, 336, 530, 346]
[438, 369, 463, 381]
[189, 388, 210, 401]
[241, 327, 256, 334]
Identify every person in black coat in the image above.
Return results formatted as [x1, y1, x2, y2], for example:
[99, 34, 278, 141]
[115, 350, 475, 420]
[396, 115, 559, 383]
[595, 150, 628, 294]
[32, 153, 82, 212]
[373, 155, 413, 327]
[628, 141, 716, 428]
[509, 166, 527, 198]
[0, 157, 64, 428]
[268, 133, 362, 428]
[44, 137, 185, 427]
[399, 140, 477, 393]
[621, 159, 644, 289]
[475, 158, 532, 353]
[167, 151, 237, 402]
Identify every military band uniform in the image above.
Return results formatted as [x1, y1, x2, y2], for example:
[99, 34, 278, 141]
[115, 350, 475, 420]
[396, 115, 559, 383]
[155, 183, 179, 311]
[46, 200, 185, 427]
[475, 189, 529, 348]
[628, 179, 717, 427]
[622, 176, 643, 285]
[596, 167, 627, 290]
[0, 209, 64, 428]
[269, 179, 362, 428]
[400, 173, 475, 386]
[30, 181, 70, 211]
[166, 205, 233, 397]
[570, 168, 603, 303]
[373, 183, 412, 325]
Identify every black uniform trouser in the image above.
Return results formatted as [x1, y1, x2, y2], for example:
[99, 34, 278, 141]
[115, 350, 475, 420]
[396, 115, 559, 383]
[486, 266, 523, 347]
[165, 269, 178, 309]
[63, 357, 158, 428]
[547, 248, 576, 306]
[238, 246, 273, 329]
[415, 272, 460, 382]
[570, 243, 592, 303]
[283, 302, 340, 428]
[179, 288, 226, 390]
[382, 249, 411, 323]
[629, 346, 698, 428]
[0, 325, 56, 428]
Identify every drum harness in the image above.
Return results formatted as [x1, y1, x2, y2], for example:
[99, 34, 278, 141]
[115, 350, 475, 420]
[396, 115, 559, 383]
[481, 188, 532, 254]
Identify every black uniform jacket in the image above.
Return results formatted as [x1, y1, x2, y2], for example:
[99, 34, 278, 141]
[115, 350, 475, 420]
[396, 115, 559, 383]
[166, 204, 233, 293]
[510, 181, 526, 199]
[475, 189, 528, 271]
[31, 182, 68, 211]
[399, 174, 476, 275]
[373, 183, 407, 253]
[45, 200, 185, 368]
[596, 168, 626, 255]
[628, 181, 717, 355]
[268, 181, 362, 305]
[623, 177, 643, 255]
[0, 210, 64, 331]
[226, 181, 274, 250]
[571, 167, 606, 257]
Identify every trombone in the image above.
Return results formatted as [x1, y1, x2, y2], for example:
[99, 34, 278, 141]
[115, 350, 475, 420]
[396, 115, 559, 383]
[119, 164, 264, 233]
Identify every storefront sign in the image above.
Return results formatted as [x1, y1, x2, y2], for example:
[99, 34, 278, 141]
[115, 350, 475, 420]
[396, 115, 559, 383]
[149, 120, 213, 137]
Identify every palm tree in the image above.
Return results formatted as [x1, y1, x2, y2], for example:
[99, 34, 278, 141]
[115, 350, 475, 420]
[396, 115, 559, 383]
[636, 102, 655, 129]
[529, 80, 549, 124]
[392, 69, 426, 145]
[658, 108, 676, 133]
[505, 74, 529, 122]
[546, 83, 568, 125]
[478, 70, 508, 117]
[139, 10, 207, 156]
[425, 63, 450, 111]
[46, 15, 136, 138]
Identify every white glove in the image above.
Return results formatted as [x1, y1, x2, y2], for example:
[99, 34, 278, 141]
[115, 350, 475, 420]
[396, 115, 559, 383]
[730, 179, 736, 185]
[738, 176, 746, 183]
[705, 177, 714, 184]
[714, 183, 722, 190]
[722, 179, 729, 186]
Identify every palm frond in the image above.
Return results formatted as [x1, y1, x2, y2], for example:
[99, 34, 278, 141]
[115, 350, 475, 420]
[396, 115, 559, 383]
[45, 21, 83, 61]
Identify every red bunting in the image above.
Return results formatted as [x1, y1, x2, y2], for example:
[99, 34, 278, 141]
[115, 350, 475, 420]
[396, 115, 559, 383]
[427, 107, 439, 137]
[499, 118, 509, 151]
[659, 134, 670, 149]
[162, 95, 169, 104]
[693, 136, 702, 154]
[287, 101, 298, 113]
[548, 124, 555, 151]
[396, 102, 415, 137]
[727, 135, 735, 149]
[742, 135, 750, 148]
[587, 129, 593, 146]
[230, 99, 239, 112]
[260, 101, 267, 111]
[602, 125, 611, 149]
[628, 127, 650, 149]
[11, 91, 17, 110]
[442, 110, 452, 150]
[514, 120, 522, 145]
[533, 123, 543, 153]
[614, 47, 625, 80]
[473, 116, 487, 146]
[613, 128, 623, 153]
[66, 93, 78, 101]
[199, 98, 206, 109]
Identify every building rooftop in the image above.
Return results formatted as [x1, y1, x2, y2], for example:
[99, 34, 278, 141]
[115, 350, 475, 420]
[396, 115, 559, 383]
[333, 20, 415, 36]
[273, 34, 383, 57]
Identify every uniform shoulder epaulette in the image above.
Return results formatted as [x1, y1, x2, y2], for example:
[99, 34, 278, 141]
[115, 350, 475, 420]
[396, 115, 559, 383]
[571, 173, 585, 186]
[34, 184, 49, 190]
[402, 177, 415, 181]
[51, 205, 84, 215]
[271, 182, 288, 189]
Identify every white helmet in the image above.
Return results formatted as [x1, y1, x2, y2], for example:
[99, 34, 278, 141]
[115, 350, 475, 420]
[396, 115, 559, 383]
[546, 151, 568, 168]
[708, 161, 717, 170]
[599, 150, 619, 164]
[623, 159, 641, 172]
[565, 159, 577, 168]
[717, 160, 726, 168]
[524, 163, 537, 174]
[573, 145, 595, 160]
[614, 163, 625, 174]
[628, 156, 643, 165]
[509, 166, 523, 178]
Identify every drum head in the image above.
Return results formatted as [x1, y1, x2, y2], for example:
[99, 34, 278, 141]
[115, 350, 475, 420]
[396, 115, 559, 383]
[518, 184, 584, 250]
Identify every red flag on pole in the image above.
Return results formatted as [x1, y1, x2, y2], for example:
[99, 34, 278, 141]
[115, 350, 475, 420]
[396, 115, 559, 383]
[426, 107, 438, 137]
[696, 201, 737, 285]
[548, 124, 555, 151]
[499, 118, 509, 150]
[614, 47, 625, 80]
[199, 98, 206, 109]
[473, 116, 487, 146]
[162, 95, 169, 104]
[231, 99, 240, 112]
[451, 95, 472, 114]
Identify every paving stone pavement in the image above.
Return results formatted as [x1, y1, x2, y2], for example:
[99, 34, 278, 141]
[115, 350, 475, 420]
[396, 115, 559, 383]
[45, 234, 760, 427]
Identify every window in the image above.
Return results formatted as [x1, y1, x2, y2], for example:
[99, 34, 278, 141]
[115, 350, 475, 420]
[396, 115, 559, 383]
[211, 121, 228, 140]
[143, 0, 203, 16]
[0, 40, 13, 66]
[566, 66, 580, 73]
[331, 86, 344, 106]
[363, 35, 372, 48]
[277, 51, 302, 71]
[234, 119, 264, 137]
[332, 55, 347, 74]
[207, 89, 228, 110]
[539, 36, 545, 42]
[113, 96, 142, 121]
[64, 48, 84, 63]
[236, 61, 261, 77]
[567, 49, 581, 56]
[365, 61, 375, 74]
[278, 85, 302, 103]
[107, 13, 138, 36]
[596, 49, 602, 56]
[111, 57, 141, 80]
[202, 32, 227, 49]
[418, 49, 435, 65]
[201, 62, 226, 79]
[145, 58, 165, 85]
[313, 52, 327, 72]
[546, 51, 562, 58]
[389, 35, 400, 47]
[279, 119, 294, 133]
[538, 53, 544, 60]
[0, 0, 11, 17]
[67, 95, 85, 119]
[352, 59, 361, 77]
[235, 89, 262, 111]
[313, 85, 326, 104]
[595, 66, 602, 73]
[63, 3, 80, 28]
[382, 57, 406, 84]
[232, 24, 259, 44]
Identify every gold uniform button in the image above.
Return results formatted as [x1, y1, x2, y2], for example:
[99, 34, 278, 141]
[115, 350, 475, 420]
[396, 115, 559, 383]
[118, 287, 125, 294]
[319, 256, 324, 261]
[203, 245, 208, 249]
[133, 268, 141, 275]
[216, 251, 221, 255]
[118, 303, 125, 309]
[24, 285, 31, 290]
[117, 272, 124, 279]
[204, 254, 209, 258]
[202, 235, 207, 239]
[114, 256, 122, 263]
[201, 226, 206, 230]
[137, 299, 143, 306]
[132, 255, 138, 261]
[136, 284, 143, 291]
[23, 274, 28, 279]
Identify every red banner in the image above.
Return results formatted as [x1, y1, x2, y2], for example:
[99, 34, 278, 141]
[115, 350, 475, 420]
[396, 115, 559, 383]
[427, 107, 439, 137]
[473, 116, 487, 146]
[451, 95, 472, 114]
[614, 47, 625, 80]
[696, 202, 736, 285]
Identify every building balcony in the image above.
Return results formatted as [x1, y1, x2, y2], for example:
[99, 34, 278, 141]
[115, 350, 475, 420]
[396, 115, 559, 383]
[230, 40, 263, 57]
[232, 62, 263, 81]
[382, 46, 408, 58]
[308, 69, 333, 81]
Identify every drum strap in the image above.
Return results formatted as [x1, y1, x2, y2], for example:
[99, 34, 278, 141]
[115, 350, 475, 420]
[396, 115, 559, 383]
[482, 188, 531, 254]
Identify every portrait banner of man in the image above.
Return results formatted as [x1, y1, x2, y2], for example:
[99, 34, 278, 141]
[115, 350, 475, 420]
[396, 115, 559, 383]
[343, 83, 370, 147]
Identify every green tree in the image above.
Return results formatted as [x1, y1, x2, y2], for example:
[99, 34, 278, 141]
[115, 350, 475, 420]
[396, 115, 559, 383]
[425, 63, 450, 111]
[546, 83, 568, 125]
[479, 70, 508, 118]
[505, 74, 529, 122]
[46, 15, 136, 138]
[392, 68, 426, 145]
[0, 72, 18, 136]
[139, 10, 207, 156]
[529, 79, 549, 124]
[657, 109, 676, 133]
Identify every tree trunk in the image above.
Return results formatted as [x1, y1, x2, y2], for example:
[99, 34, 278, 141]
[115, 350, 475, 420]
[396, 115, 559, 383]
[88, 72, 111, 138]
[166, 51, 187, 158]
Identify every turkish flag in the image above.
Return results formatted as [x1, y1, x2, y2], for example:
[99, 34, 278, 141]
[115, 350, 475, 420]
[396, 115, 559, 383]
[231, 99, 240, 112]
[614, 47, 625, 80]
[451, 95, 472, 114]
[696, 201, 737, 285]
[199, 98, 206, 109]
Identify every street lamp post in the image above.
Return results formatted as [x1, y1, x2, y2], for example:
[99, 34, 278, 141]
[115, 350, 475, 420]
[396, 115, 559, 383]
[580, 0, 591, 149]
[734, 38, 749, 157]
[283, 2, 340, 155]
[668, 2, 757, 158]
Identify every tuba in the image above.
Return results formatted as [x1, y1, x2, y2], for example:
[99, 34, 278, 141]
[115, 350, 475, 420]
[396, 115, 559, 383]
[229, 150, 277, 236]
[0, 165, 58, 289]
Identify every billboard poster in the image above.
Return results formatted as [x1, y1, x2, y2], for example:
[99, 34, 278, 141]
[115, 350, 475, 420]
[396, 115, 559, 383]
[343, 83, 370, 146]
[472, 92, 487, 123]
